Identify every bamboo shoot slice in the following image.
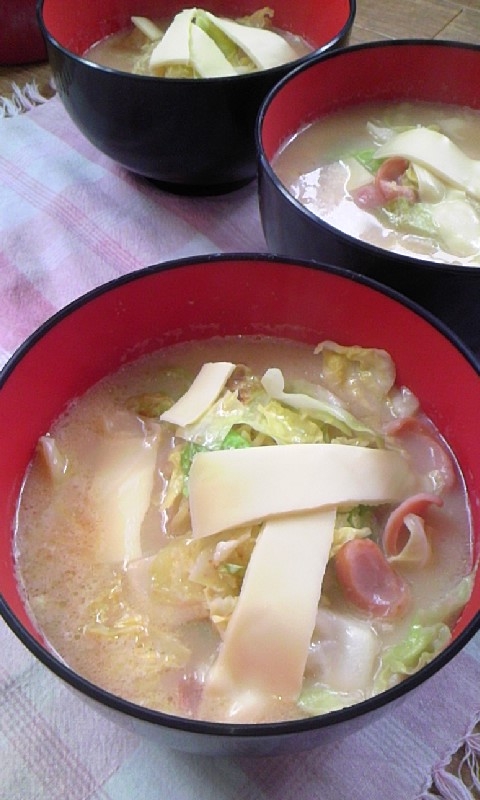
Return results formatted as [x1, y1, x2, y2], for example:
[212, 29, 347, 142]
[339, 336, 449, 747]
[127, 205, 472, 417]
[189, 443, 414, 539]
[190, 23, 238, 77]
[203, 11, 298, 70]
[91, 432, 159, 563]
[131, 16, 164, 42]
[149, 8, 195, 69]
[160, 362, 235, 426]
[203, 508, 336, 715]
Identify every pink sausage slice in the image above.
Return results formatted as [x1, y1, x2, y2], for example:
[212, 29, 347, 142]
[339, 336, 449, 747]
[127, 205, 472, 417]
[335, 538, 410, 618]
[375, 157, 417, 203]
[382, 492, 443, 558]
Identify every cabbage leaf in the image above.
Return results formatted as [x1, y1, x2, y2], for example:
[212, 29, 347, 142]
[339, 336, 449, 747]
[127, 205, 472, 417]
[261, 368, 378, 440]
[374, 573, 475, 692]
[353, 148, 385, 175]
[381, 198, 438, 238]
[313, 341, 402, 428]
[298, 685, 365, 716]
[194, 9, 240, 63]
[374, 620, 451, 693]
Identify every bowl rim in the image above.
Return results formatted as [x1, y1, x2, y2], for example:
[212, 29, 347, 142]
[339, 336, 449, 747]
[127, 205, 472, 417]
[256, 37, 480, 277]
[1, 252, 479, 739]
[36, 0, 357, 84]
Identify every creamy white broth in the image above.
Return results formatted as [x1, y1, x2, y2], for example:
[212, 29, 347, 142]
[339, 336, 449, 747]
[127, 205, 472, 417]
[14, 336, 474, 723]
[84, 11, 311, 77]
[273, 101, 480, 266]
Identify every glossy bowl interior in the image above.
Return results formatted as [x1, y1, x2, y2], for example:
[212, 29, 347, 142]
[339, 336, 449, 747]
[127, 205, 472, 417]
[1, 254, 479, 755]
[257, 40, 480, 351]
[37, 0, 355, 193]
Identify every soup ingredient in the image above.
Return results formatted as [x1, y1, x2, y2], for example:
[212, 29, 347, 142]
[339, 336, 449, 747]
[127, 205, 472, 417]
[15, 336, 475, 724]
[149, 7, 193, 68]
[334, 538, 410, 618]
[382, 492, 442, 565]
[260, 366, 376, 436]
[195, 437, 414, 715]
[147, 8, 300, 75]
[160, 361, 235, 426]
[201, 509, 336, 719]
[37, 434, 68, 481]
[197, 10, 298, 70]
[189, 22, 237, 77]
[130, 16, 163, 41]
[373, 573, 474, 694]
[188, 443, 415, 538]
[91, 424, 160, 563]
[374, 127, 480, 201]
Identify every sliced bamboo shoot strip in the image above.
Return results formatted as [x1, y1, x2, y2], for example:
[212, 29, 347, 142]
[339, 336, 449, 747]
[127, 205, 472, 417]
[203, 11, 298, 70]
[91, 433, 159, 563]
[189, 443, 414, 539]
[203, 508, 336, 711]
[190, 25, 238, 78]
[131, 16, 164, 42]
[149, 8, 195, 68]
[160, 362, 235, 426]
[190, 23, 238, 77]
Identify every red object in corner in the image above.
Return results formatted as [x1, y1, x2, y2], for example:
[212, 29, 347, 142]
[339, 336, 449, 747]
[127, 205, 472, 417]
[1, 0, 47, 65]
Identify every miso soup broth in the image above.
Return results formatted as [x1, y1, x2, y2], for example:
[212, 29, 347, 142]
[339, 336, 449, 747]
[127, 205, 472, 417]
[14, 336, 475, 724]
[84, 8, 311, 78]
[273, 101, 480, 266]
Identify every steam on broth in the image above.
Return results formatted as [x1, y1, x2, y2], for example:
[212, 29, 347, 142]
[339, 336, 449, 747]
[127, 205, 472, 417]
[14, 336, 475, 724]
[84, 7, 311, 78]
[273, 101, 480, 266]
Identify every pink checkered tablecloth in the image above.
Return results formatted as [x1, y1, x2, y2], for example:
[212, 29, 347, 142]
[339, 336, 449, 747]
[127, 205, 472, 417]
[0, 90, 479, 800]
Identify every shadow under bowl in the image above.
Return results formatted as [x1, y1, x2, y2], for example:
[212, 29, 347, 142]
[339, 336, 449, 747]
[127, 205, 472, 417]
[37, 0, 355, 194]
[257, 40, 480, 351]
[1, 254, 479, 755]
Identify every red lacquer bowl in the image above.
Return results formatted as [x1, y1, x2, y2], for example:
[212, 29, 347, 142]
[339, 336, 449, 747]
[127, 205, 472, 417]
[257, 40, 480, 352]
[37, 0, 355, 193]
[1, 255, 479, 755]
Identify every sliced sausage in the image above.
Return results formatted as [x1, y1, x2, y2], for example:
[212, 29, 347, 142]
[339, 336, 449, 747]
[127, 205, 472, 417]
[386, 416, 456, 493]
[335, 538, 410, 618]
[375, 157, 417, 203]
[383, 492, 443, 559]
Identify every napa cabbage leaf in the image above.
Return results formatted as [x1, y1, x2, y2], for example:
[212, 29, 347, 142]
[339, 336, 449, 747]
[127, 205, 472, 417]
[374, 573, 475, 692]
[194, 9, 240, 63]
[177, 390, 325, 448]
[312, 340, 411, 429]
[353, 148, 385, 175]
[381, 197, 438, 238]
[374, 620, 451, 693]
[331, 505, 374, 557]
[298, 685, 365, 715]
[261, 368, 379, 441]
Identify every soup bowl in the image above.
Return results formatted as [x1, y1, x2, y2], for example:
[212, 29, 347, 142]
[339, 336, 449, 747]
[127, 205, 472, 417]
[37, 0, 355, 194]
[0, 254, 479, 756]
[257, 40, 480, 352]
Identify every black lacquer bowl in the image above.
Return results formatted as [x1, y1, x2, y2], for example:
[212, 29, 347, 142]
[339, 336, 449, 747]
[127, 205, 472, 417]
[37, 0, 355, 193]
[257, 40, 480, 351]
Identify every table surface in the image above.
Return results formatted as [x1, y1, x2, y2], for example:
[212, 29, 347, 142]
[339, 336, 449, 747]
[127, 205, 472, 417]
[1, 3, 479, 800]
